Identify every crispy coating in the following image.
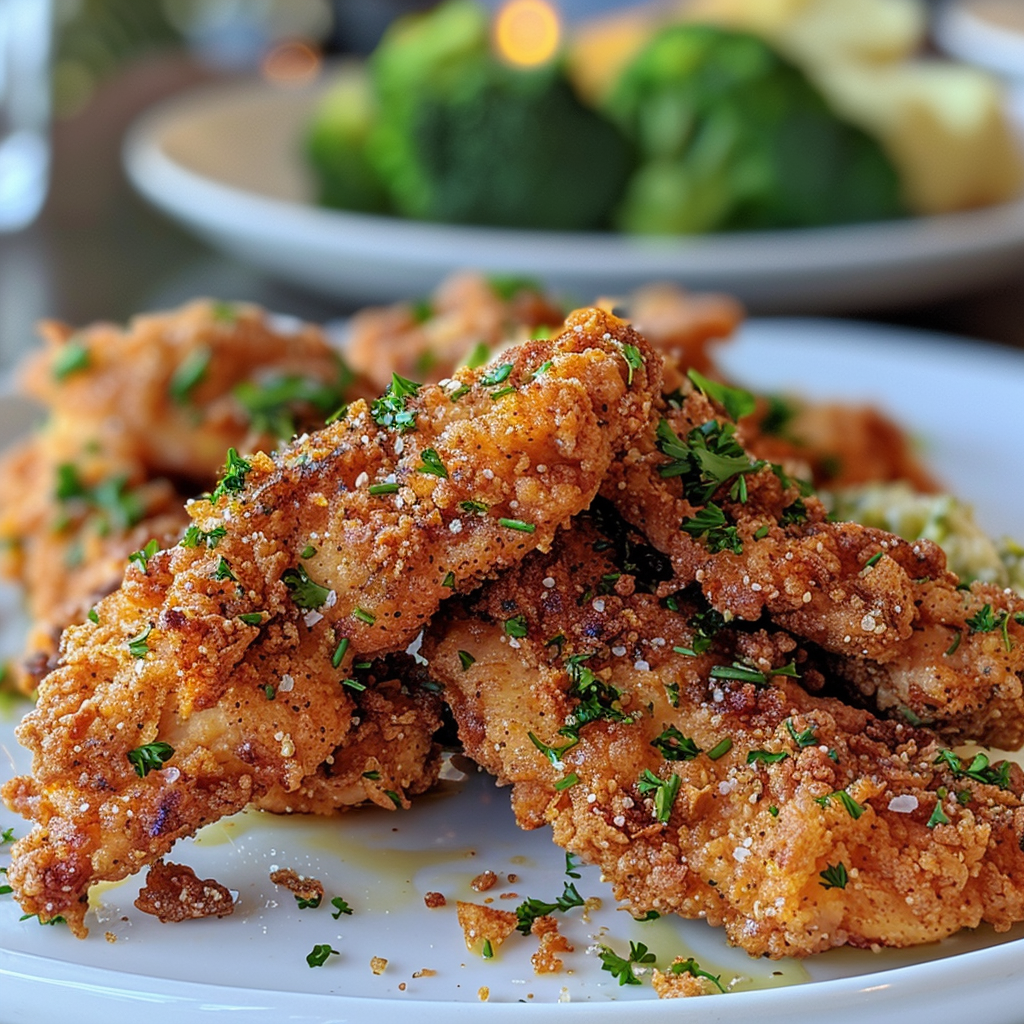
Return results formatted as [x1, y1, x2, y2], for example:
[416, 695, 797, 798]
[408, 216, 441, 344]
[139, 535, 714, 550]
[0, 300, 366, 693]
[346, 272, 565, 392]
[603, 376, 1024, 747]
[426, 519, 1024, 958]
[1, 309, 661, 935]
[134, 860, 235, 923]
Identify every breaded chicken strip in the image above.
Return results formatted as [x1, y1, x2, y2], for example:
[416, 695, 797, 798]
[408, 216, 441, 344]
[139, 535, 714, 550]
[1, 309, 660, 935]
[603, 373, 1024, 747]
[0, 300, 365, 692]
[426, 516, 1024, 958]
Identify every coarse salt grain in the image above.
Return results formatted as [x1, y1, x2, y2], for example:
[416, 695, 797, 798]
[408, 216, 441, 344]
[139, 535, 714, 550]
[887, 794, 919, 813]
[542, 577, 556, 588]
[279, 674, 295, 693]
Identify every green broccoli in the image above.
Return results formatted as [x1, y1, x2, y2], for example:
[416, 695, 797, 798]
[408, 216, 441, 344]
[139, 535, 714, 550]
[605, 23, 906, 233]
[306, 64, 390, 214]
[363, 0, 634, 230]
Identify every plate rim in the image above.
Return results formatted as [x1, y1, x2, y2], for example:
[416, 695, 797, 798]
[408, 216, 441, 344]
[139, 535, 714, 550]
[122, 74, 1024, 308]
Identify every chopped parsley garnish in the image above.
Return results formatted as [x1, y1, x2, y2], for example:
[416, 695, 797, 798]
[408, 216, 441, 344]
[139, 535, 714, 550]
[815, 789, 866, 820]
[127, 625, 151, 659]
[554, 773, 579, 792]
[128, 539, 159, 573]
[528, 731, 576, 767]
[747, 749, 789, 765]
[459, 500, 488, 514]
[481, 938, 494, 959]
[210, 300, 236, 323]
[449, 384, 471, 402]
[301, 544, 317, 559]
[282, 565, 330, 610]
[181, 524, 226, 549]
[621, 344, 644, 385]
[754, 524, 770, 540]
[679, 503, 742, 554]
[234, 372, 351, 439]
[368, 482, 400, 495]
[264, 684, 276, 700]
[687, 369, 756, 420]
[209, 448, 252, 504]
[934, 749, 1011, 789]
[442, 570, 456, 588]
[637, 769, 681, 824]
[864, 551, 884, 570]
[458, 650, 476, 671]
[498, 518, 536, 533]
[634, 910, 660, 922]
[706, 737, 733, 760]
[532, 359, 553, 377]
[371, 372, 421, 432]
[670, 956, 726, 993]
[362, 770, 381, 780]
[127, 741, 174, 778]
[927, 801, 950, 828]
[565, 853, 581, 878]
[785, 718, 818, 748]
[384, 790, 402, 808]
[760, 394, 797, 438]
[417, 448, 448, 478]
[504, 615, 528, 638]
[664, 681, 680, 707]
[514, 881, 585, 934]
[238, 612, 264, 626]
[780, 498, 809, 526]
[710, 661, 799, 688]
[53, 339, 90, 380]
[353, 607, 376, 625]
[1, 826, 15, 845]
[87, 608, 100, 624]
[944, 632, 962, 657]
[295, 893, 322, 910]
[490, 385, 516, 400]
[656, 418, 756, 503]
[331, 896, 353, 918]
[306, 944, 339, 968]
[213, 557, 237, 581]
[967, 603, 1001, 633]
[598, 941, 655, 986]
[480, 363, 513, 386]
[561, 654, 632, 737]
[169, 347, 211, 404]
[651, 725, 701, 761]
[56, 465, 145, 535]
[331, 637, 350, 669]
[819, 862, 848, 890]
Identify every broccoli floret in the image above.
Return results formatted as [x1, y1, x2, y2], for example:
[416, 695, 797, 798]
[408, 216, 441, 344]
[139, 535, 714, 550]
[306, 65, 391, 214]
[605, 23, 906, 233]
[363, 0, 634, 229]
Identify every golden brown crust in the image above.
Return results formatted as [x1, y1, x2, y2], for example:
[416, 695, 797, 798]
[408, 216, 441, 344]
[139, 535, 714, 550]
[0, 299, 367, 694]
[1, 309, 662, 936]
[134, 860, 235, 923]
[426, 518, 1024, 958]
[602, 374, 1024, 746]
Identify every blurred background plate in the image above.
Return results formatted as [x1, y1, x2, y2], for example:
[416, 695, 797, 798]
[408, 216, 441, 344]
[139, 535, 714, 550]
[123, 74, 1024, 314]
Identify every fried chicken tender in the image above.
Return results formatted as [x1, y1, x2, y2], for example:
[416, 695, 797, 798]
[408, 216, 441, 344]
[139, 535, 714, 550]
[603, 374, 1024, 747]
[0, 300, 366, 693]
[426, 518, 1024, 958]
[1, 309, 661, 936]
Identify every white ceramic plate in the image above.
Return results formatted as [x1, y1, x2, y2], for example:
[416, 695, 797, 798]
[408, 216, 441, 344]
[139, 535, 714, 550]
[3, 319, 1024, 1024]
[935, 0, 1024, 82]
[122, 76, 1024, 314]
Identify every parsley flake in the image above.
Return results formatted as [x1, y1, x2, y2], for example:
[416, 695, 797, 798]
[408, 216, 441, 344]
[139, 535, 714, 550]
[498, 518, 536, 533]
[819, 862, 848, 890]
[53, 340, 90, 380]
[371, 373, 421, 432]
[687, 369, 756, 420]
[458, 650, 476, 671]
[169, 347, 211, 404]
[670, 956, 726, 993]
[514, 881, 585, 934]
[480, 363, 513, 386]
[651, 725, 701, 761]
[417, 448, 448, 478]
[504, 615, 528, 638]
[306, 944, 339, 968]
[128, 539, 159, 573]
[621, 344, 644, 385]
[127, 625, 151, 659]
[127, 741, 174, 778]
[637, 769, 681, 823]
[282, 565, 330, 610]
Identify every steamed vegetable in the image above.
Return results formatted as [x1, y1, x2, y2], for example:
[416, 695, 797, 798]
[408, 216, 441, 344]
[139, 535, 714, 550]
[604, 23, 907, 233]
[309, 0, 634, 231]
